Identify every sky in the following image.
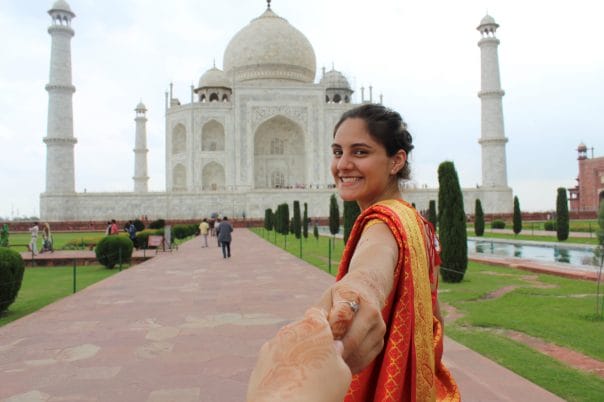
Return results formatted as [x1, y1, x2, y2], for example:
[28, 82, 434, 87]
[0, 0, 602, 218]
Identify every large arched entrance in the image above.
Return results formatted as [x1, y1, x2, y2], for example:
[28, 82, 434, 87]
[253, 116, 305, 189]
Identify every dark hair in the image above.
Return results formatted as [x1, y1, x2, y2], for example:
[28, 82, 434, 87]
[333, 104, 414, 180]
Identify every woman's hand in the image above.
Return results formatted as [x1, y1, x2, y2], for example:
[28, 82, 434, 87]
[317, 277, 387, 374]
[247, 308, 351, 402]
[317, 222, 398, 374]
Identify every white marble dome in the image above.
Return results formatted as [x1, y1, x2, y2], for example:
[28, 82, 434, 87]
[223, 8, 316, 83]
[50, 0, 73, 13]
[320, 69, 350, 89]
[198, 67, 230, 88]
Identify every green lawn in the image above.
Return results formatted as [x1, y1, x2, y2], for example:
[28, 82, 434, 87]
[0, 264, 122, 327]
[250, 228, 604, 402]
[8, 231, 105, 252]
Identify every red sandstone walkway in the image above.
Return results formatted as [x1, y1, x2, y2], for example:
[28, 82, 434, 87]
[1, 230, 564, 401]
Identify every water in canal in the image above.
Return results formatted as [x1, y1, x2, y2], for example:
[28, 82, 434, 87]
[468, 239, 600, 268]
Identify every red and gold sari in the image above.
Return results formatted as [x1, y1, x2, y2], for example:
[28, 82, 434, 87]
[336, 199, 460, 402]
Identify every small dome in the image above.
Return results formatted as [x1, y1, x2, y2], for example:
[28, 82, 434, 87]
[198, 67, 230, 89]
[223, 8, 316, 83]
[577, 142, 587, 152]
[135, 101, 147, 111]
[320, 69, 351, 90]
[480, 14, 496, 25]
[49, 0, 74, 14]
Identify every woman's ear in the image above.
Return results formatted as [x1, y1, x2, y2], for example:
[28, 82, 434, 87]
[391, 150, 407, 175]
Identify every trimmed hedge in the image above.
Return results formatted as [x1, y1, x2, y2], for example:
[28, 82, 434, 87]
[95, 235, 133, 269]
[491, 220, 506, 229]
[0, 247, 25, 312]
[544, 221, 557, 231]
[172, 224, 197, 240]
[148, 219, 166, 229]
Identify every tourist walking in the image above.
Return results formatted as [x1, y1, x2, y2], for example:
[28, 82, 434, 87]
[109, 219, 119, 235]
[29, 222, 39, 255]
[216, 216, 233, 258]
[199, 218, 210, 248]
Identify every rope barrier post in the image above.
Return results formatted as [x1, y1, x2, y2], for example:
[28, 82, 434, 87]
[73, 259, 76, 293]
[328, 237, 332, 274]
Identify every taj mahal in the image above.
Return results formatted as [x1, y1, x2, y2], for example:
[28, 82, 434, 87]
[40, 0, 513, 221]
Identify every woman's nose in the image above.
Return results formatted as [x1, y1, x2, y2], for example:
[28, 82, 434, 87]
[337, 153, 353, 170]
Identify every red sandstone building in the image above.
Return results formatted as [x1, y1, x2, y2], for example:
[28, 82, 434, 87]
[568, 143, 604, 212]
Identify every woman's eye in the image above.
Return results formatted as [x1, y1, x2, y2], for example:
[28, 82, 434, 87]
[353, 150, 367, 156]
[332, 149, 342, 156]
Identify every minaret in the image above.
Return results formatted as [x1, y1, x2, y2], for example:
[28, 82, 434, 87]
[477, 15, 508, 188]
[133, 102, 149, 192]
[44, 0, 77, 193]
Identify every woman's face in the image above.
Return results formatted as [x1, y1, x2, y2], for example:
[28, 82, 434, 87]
[331, 118, 406, 210]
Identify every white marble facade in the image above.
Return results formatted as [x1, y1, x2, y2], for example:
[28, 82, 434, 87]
[40, 2, 512, 221]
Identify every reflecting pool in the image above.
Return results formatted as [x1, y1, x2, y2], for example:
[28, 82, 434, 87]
[468, 239, 599, 268]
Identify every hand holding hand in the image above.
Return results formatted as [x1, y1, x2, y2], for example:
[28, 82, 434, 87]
[247, 307, 351, 402]
[318, 277, 387, 374]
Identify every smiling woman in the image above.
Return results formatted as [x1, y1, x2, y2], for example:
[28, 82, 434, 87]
[248, 104, 460, 402]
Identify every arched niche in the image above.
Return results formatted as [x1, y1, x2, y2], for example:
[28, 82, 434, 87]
[173, 163, 186, 191]
[253, 115, 305, 189]
[172, 124, 186, 155]
[202, 120, 225, 151]
[202, 162, 225, 191]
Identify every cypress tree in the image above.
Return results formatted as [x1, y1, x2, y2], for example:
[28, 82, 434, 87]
[313, 224, 319, 241]
[264, 208, 273, 231]
[474, 199, 485, 236]
[302, 202, 309, 238]
[273, 205, 283, 234]
[343, 201, 361, 244]
[437, 161, 467, 283]
[293, 201, 302, 239]
[513, 196, 522, 235]
[428, 200, 437, 228]
[281, 203, 290, 236]
[329, 194, 340, 236]
[556, 188, 569, 241]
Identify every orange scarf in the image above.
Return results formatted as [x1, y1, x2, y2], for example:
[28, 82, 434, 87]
[336, 199, 460, 402]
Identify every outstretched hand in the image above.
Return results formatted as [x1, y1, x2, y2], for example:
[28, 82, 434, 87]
[317, 277, 387, 374]
[247, 307, 351, 402]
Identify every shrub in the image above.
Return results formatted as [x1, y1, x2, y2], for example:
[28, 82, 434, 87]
[148, 219, 166, 229]
[0, 248, 25, 312]
[428, 200, 437, 229]
[491, 220, 506, 229]
[556, 188, 569, 241]
[437, 161, 467, 283]
[95, 235, 133, 269]
[293, 201, 302, 239]
[313, 224, 319, 240]
[544, 221, 557, 231]
[343, 200, 361, 244]
[303, 203, 309, 239]
[513, 196, 522, 235]
[329, 194, 340, 236]
[132, 219, 145, 232]
[264, 208, 273, 231]
[474, 199, 485, 236]
[172, 224, 196, 240]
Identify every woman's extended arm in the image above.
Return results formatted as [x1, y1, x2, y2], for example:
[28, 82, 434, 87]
[317, 221, 398, 373]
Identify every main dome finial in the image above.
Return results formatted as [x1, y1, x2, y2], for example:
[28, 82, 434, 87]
[267, 0, 271, 9]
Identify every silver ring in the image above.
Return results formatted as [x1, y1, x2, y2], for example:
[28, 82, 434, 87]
[338, 300, 360, 313]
